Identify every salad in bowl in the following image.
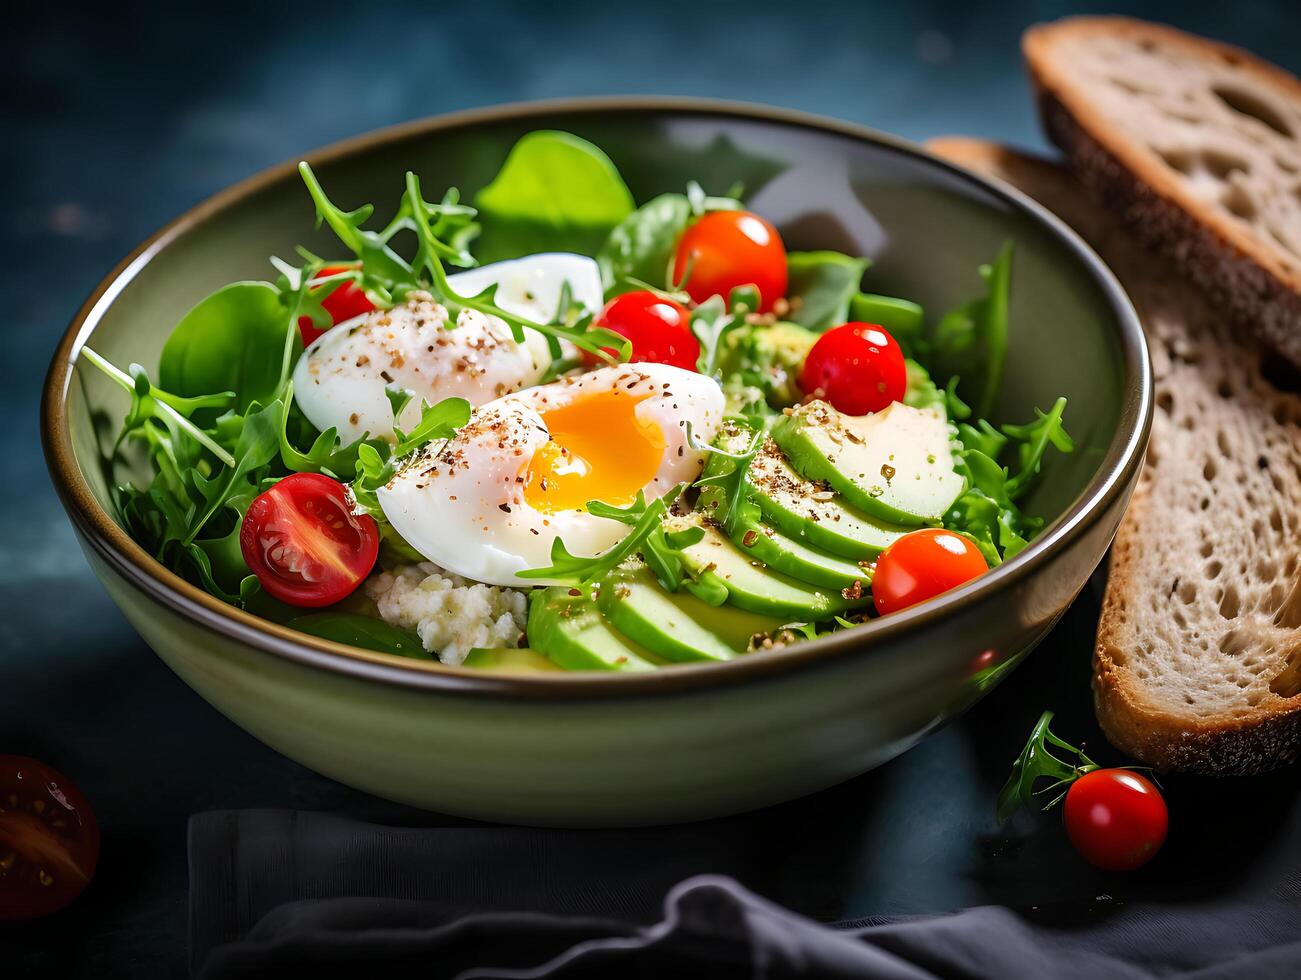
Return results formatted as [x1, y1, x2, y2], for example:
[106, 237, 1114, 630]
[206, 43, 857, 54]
[84, 130, 1073, 674]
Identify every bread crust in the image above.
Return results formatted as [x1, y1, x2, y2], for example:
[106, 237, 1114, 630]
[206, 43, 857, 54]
[925, 134, 1301, 777]
[1024, 16, 1301, 370]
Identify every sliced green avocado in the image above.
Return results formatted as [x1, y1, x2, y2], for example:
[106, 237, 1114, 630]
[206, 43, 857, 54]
[708, 419, 908, 561]
[527, 588, 661, 671]
[694, 422, 867, 590]
[729, 520, 869, 591]
[461, 647, 564, 674]
[771, 401, 965, 526]
[598, 563, 781, 663]
[671, 518, 869, 619]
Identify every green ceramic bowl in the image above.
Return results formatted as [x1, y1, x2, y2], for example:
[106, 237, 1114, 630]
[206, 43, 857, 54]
[42, 98, 1149, 827]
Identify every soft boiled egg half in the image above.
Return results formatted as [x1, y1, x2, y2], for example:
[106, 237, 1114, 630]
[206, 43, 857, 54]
[292, 253, 603, 444]
[378, 364, 725, 586]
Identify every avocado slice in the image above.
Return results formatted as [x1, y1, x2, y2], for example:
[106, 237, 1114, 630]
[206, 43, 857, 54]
[694, 422, 870, 590]
[707, 419, 909, 561]
[672, 518, 869, 619]
[772, 401, 964, 526]
[598, 563, 781, 663]
[527, 588, 662, 671]
[730, 521, 870, 591]
[461, 647, 564, 674]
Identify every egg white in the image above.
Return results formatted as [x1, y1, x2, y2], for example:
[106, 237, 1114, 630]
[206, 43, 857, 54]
[292, 253, 602, 444]
[377, 364, 726, 586]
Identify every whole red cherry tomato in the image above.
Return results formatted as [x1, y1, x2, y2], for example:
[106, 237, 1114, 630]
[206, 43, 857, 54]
[240, 473, 379, 607]
[672, 210, 787, 312]
[1063, 769, 1168, 871]
[800, 322, 907, 415]
[297, 264, 375, 345]
[582, 291, 700, 371]
[872, 528, 988, 615]
[0, 757, 100, 920]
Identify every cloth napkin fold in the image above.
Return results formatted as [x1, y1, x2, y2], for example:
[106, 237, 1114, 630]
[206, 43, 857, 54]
[190, 809, 1301, 980]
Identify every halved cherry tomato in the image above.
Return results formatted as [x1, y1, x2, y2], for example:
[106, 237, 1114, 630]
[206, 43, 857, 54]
[0, 757, 99, 920]
[872, 528, 988, 615]
[240, 473, 379, 607]
[672, 210, 787, 312]
[582, 291, 700, 371]
[1063, 769, 1168, 871]
[800, 322, 907, 416]
[297, 264, 375, 345]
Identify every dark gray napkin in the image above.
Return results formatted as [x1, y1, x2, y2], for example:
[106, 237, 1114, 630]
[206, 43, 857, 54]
[190, 809, 1301, 980]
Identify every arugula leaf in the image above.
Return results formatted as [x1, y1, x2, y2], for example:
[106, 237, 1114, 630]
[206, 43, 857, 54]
[597, 192, 692, 293]
[392, 397, 472, 459]
[692, 419, 767, 537]
[785, 251, 868, 331]
[931, 242, 1013, 419]
[184, 399, 281, 545]
[517, 486, 686, 587]
[1002, 397, 1073, 500]
[288, 612, 430, 659]
[473, 131, 634, 263]
[403, 171, 630, 365]
[997, 710, 1099, 822]
[158, 282, 297, 413]
[278, 382, 371, 479]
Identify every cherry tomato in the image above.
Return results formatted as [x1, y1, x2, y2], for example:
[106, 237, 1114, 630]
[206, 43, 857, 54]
[240, 473, 379, 607]
[872, 528, 989, 615]
[297, 264, 374, 345]
[0, 757, 99, 920]
[800, 322, 907, 415]
[672, 210, 787, 312]
[1063, 769, 1168, 871]
[582, 291, 700, 371]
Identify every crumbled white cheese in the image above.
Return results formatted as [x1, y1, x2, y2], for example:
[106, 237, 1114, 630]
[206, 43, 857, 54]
[365, 563, 529, 665]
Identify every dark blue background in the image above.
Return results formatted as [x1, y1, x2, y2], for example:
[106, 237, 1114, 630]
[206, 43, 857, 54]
[7, 1, 1301, 975]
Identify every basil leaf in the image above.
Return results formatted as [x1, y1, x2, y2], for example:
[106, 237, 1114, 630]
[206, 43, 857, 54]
[597, 193, 691, 292]
[159, 282, 297, 413]
[288, 612, 431, 659]
[473, 131, 634, 263]
[785, 251, 868, 331]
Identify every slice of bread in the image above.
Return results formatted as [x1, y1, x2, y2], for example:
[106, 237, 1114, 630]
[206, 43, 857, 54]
[1023, 16, 1301, 369]
[927, 136, 1301, 776]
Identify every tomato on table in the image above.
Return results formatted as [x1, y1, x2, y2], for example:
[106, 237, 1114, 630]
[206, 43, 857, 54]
[240, 473, 380, 607]
[583, 291, 700, 371]
[672, 210, 787, 312]
[297, 264, 375, 345]
[872, 528, 989, 615]
[800, 322, 907, 416]
[0, 757, 99, 920]
[1063, 769, 1169, 871]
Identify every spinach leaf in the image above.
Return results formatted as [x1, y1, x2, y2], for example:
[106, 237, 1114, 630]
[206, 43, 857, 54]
[288, 612, 430, 659]
[785, 251, 868, 330]
[473, 131, 634, 263]
[159, 282, 295, 412]
[597, 193, 692, 292]
[930, 242, 1013, 419]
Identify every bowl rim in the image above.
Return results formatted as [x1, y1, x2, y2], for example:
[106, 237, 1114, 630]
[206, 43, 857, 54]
[41, 95, 1151, 701]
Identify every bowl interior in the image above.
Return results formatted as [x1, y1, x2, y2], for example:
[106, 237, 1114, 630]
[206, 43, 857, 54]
[64, 102, 1131, 612]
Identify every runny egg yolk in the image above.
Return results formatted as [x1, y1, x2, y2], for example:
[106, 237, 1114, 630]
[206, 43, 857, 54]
[523, 388, 666, 513]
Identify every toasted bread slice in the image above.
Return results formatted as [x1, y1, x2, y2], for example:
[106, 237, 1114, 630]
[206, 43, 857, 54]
[1023, 16, 1301, 369]
[928, 136, 1301, 775]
